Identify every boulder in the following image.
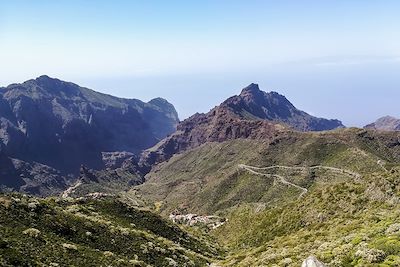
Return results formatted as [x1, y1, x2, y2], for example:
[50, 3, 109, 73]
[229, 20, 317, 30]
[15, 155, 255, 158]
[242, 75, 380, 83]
[301, 256, 326, 267]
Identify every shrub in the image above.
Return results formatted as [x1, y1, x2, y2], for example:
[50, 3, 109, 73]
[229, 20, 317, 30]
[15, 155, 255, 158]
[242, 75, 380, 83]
[62, 243, 78, 251]
[355, 247, 386, 263]
[22, 228, 41, 238]
[386, 223, 400, 235]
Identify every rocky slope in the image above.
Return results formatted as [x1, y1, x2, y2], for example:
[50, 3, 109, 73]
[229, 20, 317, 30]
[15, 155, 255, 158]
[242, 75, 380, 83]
[365, 116, 400, 131]
[0, 76, 179, 194]
[138, 83, 343, 171]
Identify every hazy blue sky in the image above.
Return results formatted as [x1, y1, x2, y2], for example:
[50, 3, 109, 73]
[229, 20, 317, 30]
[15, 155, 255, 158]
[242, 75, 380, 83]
[1, 1, 399, 126]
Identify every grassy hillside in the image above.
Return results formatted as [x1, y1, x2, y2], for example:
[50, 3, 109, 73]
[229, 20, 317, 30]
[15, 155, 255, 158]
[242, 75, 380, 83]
[131, 128, 400, 215]
[2, 128, 399, 266]
[63, 166, 143, 198]
[126, 128, 400, 266]
[214, 168, 400, 266]
[0, 193, 220, 266]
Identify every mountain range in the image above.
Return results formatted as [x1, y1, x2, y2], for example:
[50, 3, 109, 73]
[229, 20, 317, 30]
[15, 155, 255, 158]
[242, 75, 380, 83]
[138, 83, 344, 171]
[0, 77, 345, 195]
[0, 76, 178, 194]
[1, 76, 400, 267]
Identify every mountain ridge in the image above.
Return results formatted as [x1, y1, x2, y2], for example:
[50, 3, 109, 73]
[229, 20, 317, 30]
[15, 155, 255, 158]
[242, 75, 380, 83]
[0, 75, 179, 195]
[0, 79, 345, 196]
[224, 83, 344, 131]
[137, 83, 344, 172]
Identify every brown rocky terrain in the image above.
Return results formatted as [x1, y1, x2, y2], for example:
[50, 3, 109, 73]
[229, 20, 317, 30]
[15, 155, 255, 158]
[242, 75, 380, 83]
[137, 83, 343, 171]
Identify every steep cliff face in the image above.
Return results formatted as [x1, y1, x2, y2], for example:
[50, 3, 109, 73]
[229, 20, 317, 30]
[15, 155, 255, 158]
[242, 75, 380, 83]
[0, 146, 24, 190]
[0, 75, 179, 194]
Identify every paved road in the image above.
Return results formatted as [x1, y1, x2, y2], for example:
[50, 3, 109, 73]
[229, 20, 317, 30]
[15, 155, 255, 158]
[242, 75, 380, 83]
[238, 164, 362, 198]
[61, 181, 82, 198]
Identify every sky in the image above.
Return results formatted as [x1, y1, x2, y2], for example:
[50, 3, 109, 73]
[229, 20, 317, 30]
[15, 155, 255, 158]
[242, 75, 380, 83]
[1, 0, 399, 126]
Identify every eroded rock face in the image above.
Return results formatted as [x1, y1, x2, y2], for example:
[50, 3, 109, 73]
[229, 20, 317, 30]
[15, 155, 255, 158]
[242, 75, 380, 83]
[138, 106, 282, 171]
[1, 141, 68, 196]
[0, 75, 178, 194]
[301, 256, 326, 267]
[8, 158, 69, 196]
[101, 151, 135, 169]
[0, 148, 24, 189]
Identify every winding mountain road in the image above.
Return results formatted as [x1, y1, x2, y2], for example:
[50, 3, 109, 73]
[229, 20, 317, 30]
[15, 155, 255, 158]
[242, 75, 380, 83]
[61, 181, 82, 198]
[377, 160, 389, 172]
[238, 164, 362, 198]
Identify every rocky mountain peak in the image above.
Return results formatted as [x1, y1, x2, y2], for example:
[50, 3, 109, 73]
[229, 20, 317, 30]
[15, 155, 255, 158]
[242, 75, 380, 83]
[226, 84, 343, 131]
[148, 97, 169, 104]
[239, 83, 265, 102]
[11, 75, 82, 98]
[377, 115, 398, 122]
[0, 76, 179, 194]
[35, 74, 55, 82]
[364, 115, 400, 131]
[239, 84, 288, 105]
[240, 83, 261, 94]
[137, 83, 344, 172]
[148, 97, 180, 121]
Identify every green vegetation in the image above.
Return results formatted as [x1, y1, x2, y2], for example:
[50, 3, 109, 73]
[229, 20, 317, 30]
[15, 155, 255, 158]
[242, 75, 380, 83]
[2, 128, 400, 266]
[0, 194, 220, 266]
[127, 128, 400, 266]
[132, 128, 400, 215]
[213, 169, 400, 266]
[68, 167, 142, 198]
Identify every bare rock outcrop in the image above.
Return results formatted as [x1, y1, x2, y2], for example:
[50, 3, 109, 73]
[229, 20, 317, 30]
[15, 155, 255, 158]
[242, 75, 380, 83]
[301, 256, 326, 267]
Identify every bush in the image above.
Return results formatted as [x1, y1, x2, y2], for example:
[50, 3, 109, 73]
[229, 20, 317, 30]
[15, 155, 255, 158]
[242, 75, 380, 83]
[22, 228, 41, 238]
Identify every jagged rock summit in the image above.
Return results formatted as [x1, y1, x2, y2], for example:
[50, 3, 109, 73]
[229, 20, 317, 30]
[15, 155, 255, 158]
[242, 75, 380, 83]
[225, 83, 344, 131]
[364, 115, 400, 131]
[138, 83, 344, 170]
